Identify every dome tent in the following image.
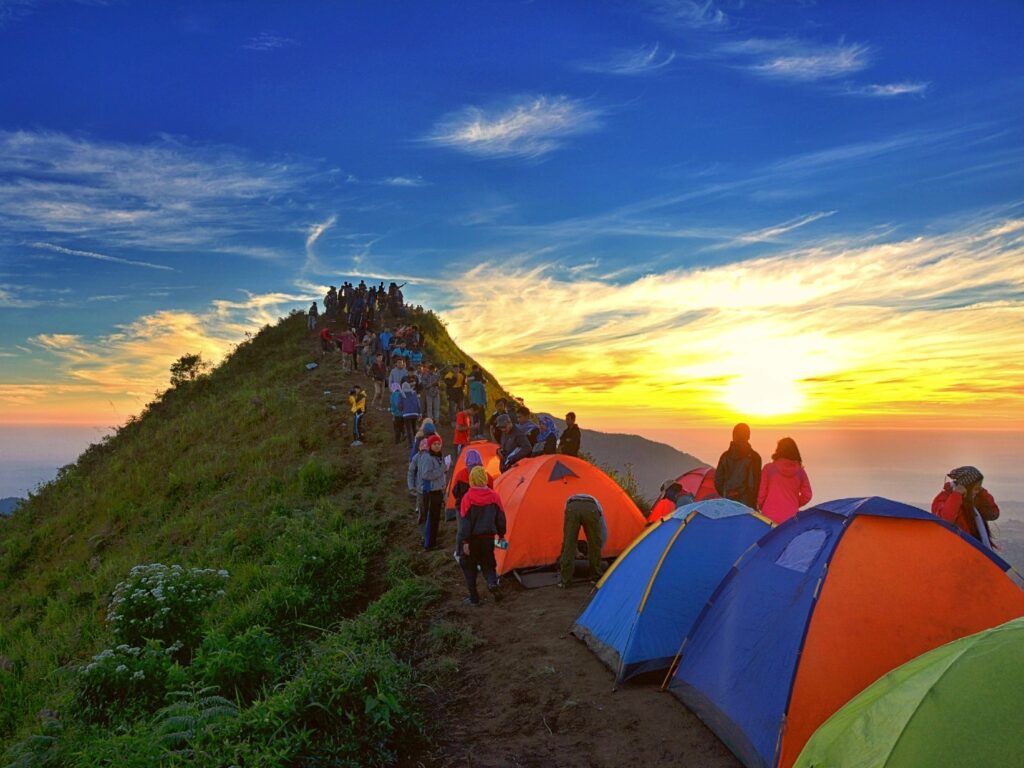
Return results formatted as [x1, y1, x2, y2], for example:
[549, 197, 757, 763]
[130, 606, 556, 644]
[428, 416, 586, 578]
[445, 440, 501, 517]
[667, 496, 1024, 768]
[493, 454, 646, 577]
[572, 498, 772, 684]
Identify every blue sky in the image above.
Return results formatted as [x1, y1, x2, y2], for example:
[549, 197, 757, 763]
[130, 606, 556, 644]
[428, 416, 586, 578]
[1, 1, 1023, 498]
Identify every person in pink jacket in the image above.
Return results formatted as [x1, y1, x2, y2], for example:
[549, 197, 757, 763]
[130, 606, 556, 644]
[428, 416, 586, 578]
[757, 437, 812, 524]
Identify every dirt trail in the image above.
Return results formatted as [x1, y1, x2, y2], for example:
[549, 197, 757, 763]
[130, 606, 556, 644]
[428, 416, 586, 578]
[411, 524, 741, 768]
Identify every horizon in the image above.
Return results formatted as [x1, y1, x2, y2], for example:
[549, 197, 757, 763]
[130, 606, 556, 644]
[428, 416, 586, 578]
[1, 2, 1022, 508]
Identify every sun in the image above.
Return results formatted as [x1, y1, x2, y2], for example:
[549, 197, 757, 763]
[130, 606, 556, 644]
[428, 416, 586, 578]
[722, 372, 806, 417]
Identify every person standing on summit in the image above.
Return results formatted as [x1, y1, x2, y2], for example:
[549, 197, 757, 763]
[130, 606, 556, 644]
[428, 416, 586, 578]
[714, 423, 762, 509]
[559, 412, 581, 457]
[758, 437, 812, 524]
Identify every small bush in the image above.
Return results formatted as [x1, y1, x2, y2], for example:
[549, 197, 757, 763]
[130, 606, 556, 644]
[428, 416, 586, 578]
[74, 642, 185, 724]
[107, 564, 229, 652]
[298, 458, 335, 498]
[152, 684, 238, 760]
[192, 627, 282, 704]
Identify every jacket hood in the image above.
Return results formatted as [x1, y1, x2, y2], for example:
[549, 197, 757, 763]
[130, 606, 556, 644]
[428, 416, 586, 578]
[728, 440, 752, 458]
[772, 457, 803, 476]
[461, 486, 502, 515]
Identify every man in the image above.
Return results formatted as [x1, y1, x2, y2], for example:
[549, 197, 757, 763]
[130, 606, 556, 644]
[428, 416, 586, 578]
[714, 423, 762, 509]
[558, 494, 607, 588]
[488, 398, 514, 443]
[307, 302, 318, 331]
[496, 414, 532, 473]
[516, 405, 539, 447]
[559, 412, 581, 457]
[419, 363, 441, 423]
[378, 326, 392, 366]
[444, 363, 467, 427]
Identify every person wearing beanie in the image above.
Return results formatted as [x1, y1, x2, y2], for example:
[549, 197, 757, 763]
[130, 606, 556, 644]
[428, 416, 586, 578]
[449, 447, 495, 521]
[757, 437, 813, 524]
[714, 422, 762, 509]
[409, 418, 437, 462]
[407, 433, 447, 549]
[932, 465, 1000, 546]
[457, 465, 507, 606]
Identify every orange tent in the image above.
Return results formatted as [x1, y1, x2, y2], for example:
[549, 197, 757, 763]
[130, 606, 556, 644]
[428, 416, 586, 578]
[445, 440, 501, 517]
[675, 465, 718, 501]
[493, 454, 646, 575]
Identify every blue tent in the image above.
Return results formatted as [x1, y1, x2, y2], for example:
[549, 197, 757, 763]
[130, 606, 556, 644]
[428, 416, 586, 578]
[571, 498, 772, 683]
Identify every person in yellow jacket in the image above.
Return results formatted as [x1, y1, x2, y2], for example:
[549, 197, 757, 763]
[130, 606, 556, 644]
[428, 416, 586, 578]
[348, 385, 367, 446]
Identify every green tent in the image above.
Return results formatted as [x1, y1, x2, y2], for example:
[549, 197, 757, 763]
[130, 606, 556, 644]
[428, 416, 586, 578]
[795, 616, 1024, 768]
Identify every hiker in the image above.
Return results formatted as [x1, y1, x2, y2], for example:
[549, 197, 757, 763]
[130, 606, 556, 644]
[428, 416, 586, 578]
[409, 343, 424, 367]
[409, 419, 436, 463]
[932, 466, 1000, 545]
[360, 329, 377, 375]
[348, 385, 366, 446]
[488, 398, 512, 443]
[408, 434, 447, 550]
[757, 437, 812, 524]
[399, 381, 422, 447]
[379, 327, 393, 366]
[339, 328, 359, 372]
[388, 357, 408, 392]
[457, 466, 507, 606]
[454, 405, 473, 457]
[496, 414, 532, 473]
[534, 415, 558, 455]
[389, 386, 404, 444]
[468, 368, 487, 423]
[370, 354, 388, 409]
[419, 364, 441, 423]
[516, 406, 539, 447]
[648, 482, 682, 523]
[558, 494, 607, 589]
[318, 326, 334, 357]
[559, 412, 581, 457]
[444, 363, 467, 426]
[714, 423, 762, 509]
[451, 448, 494, 519]
[307, 302, 319, 330]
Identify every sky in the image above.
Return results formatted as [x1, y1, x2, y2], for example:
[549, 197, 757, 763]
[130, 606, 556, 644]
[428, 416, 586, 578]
[0, 1, 1022, 502]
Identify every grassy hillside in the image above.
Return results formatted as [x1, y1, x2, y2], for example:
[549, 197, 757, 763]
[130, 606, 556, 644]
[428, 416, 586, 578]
[0, 311, 465, 766]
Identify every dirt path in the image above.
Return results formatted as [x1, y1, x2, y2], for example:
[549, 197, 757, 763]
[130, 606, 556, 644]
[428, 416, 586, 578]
[411, 527, 741, 768]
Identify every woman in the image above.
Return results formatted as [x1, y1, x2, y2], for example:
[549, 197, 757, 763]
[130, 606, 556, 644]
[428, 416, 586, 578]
[757, 437, 812, 524]
[408, 434, 447, 550]
[535, 415, 558, 455]
[932, 465, 1000, 545]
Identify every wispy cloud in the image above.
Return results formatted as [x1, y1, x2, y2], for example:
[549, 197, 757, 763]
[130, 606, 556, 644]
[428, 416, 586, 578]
[32, 242, 176, 271]
[304, 214, 336, 273]
[578, 43, 676, 76]
[847, 81, 930, 97]
[377, 176, 429, 187]
[243, 32, 297, 51]
[425, 95, 603, 159]
[648, 0, 729, 30]
[721, 38, 873, 81]
[706, 210, 837, 250]
[0, 284, 40, 309]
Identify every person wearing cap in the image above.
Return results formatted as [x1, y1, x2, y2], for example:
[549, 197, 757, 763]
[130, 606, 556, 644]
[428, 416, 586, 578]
[496, 413, 532, 473]
[457, 466, 507, 606]
[932, 465, 1000, 545]
[558, 494, 607, 588]
[407, 434, 448, 550]
[714, 422, 762, 509]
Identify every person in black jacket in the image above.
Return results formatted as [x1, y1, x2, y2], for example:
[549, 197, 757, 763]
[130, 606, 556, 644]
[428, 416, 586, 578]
[457, 467, 507, 606]
[559, 412, 581, 457]
[714, 423, 762, 509]
[496, 414, 532, 472]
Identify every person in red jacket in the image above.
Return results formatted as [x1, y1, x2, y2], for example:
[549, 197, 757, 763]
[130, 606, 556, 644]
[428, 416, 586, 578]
[457, 467, 506, 606]
[757, 437, 812, 524]
[931, 465, 1000, 546]
[647, 482, 682, 524]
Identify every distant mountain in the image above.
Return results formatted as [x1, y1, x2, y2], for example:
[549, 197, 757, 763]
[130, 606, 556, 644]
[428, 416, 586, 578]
[994, 519, 1024, 575]
[0, 496, 22, 517]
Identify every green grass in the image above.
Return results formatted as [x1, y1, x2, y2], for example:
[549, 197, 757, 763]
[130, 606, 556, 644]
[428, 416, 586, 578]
[0, 311, 449, 766]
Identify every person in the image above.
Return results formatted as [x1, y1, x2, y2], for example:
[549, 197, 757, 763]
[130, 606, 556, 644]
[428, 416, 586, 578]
[647, 482, 682, 524]
[714, 423, 762, 509]
[348, 385, 366, 446]
[378, 327, 393, 366]
[419, 364, 441, 423]
[360, 329, 377, 375]
[757, 437, 812, 524]
[339, 328, 358, 372]
[370, 354, 388, 409]
[409, 344, 424, 367]
[468, 368, 487, 420]
[399, 381, 422, 447]
[559, 412, 581, 457]
[444, 363, 467, 426]
[534, 415, 558, 455]
[516, 406, 539, 447]
[389, 386, 404, 444]
[932, 466, 1000, 546]
[408, 434, 447, 550]
[496, 414, 532, 473]
[558, 494, 607, 588]
[318, 326, 334, 357]
[488, 398, 512, 443]
[457, 466, 507, 606]
[307, 302, 319, 331]
[454, 406, 472, 457]
[450, 448, 494, 520]
[388, 357, 408, 392]
[409, 419, 436, 463]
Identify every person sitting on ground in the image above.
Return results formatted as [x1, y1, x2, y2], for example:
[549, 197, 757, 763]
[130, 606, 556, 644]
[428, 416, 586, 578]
[457, 466, 507, 606]
[388, 357, 408, 392]
[399, 381, 422, 447]
[559, 412, 581, 457]
[348, 385, 366, 447]
[647, 482, 682, 524]
[715, 423, 762, 509]
[559, 494, 607, 589]
[516, 405, 539, 446]
[389, 386, 404, 444]
[757, 437, 812, 524]
[534, 415, 558, 455]
[318, 326, 334, 357]
[932, 465, 1000, 546]
[307, 301, 319, 331]
[407, 434, 447, 550]
[496, 414, 532, 473]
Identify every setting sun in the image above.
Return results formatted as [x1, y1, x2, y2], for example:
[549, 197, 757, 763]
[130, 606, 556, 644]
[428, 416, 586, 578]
[722, 372, 806, 417]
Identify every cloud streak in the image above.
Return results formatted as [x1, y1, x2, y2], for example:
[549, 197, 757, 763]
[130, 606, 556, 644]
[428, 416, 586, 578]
[243, 32, 298, 51]
[32, 241, 176, 271]
[721, 38, 873, 81]
[578, 43, 676, 76]
[425, 95, 603, 159]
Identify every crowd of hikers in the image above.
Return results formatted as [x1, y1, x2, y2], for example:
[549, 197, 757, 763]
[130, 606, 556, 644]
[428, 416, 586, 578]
[310, 287, 1004, 606]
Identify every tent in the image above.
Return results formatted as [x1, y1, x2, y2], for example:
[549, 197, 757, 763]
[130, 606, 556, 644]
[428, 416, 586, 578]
[795, 616, 1024, 768]
[667, 496, 1024, 768]
[675, 465, 718, 501]
[572, 499, 772, 683]
[445, 440, 501, 517]
[493, 454, 646, 576]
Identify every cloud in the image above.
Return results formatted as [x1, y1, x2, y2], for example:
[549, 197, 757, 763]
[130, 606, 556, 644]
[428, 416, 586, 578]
[243, 32, 297, 51]
[648, 0, 728, 30]
[303, 214, 336, 273]
[424, 95, 603, 159]
[848, 81, 930, 97]
[377, 176, 429, 187]
[721, 38, 873, 81]
[706, 210, 837, 250]
[424, 217, 1024, 428]
[578, 43, 676, 76]
[0, 284, 40, 308]
[32, 241, 176, 271]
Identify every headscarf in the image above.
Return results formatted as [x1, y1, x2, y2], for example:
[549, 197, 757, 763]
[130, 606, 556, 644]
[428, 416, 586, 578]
[464, 448, 483, 468]
[948, 466, 983, 488]
[537, 415, 558, 443]
[469, 466, 489, 487]
[401, 381, 413, 394]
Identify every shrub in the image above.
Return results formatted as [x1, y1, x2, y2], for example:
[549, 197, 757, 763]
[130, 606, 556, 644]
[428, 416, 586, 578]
[107, 564, 229, 653]
[192, 627, 282, 704]
[298, 458, 335, 498]
[152, 684, 238, 760]
[74, 642, 185, 724]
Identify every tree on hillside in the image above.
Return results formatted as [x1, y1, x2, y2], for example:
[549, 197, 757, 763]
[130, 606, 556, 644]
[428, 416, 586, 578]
[169, 353, 210, 387]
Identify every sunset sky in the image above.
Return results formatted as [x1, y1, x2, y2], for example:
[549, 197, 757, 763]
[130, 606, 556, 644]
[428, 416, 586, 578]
[1, 1, 1022, 501]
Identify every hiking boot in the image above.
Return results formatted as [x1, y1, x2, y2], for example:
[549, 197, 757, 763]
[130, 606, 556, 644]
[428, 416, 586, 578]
[351, 440, 363, 446]
[462, 597, 481, 608]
